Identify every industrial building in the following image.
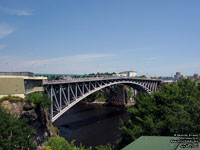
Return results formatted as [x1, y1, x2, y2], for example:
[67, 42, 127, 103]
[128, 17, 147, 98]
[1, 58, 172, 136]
[0, 72, 47, 98]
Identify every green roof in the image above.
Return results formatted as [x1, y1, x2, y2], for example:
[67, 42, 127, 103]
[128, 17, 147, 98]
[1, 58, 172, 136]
[122, 136, 200, 150]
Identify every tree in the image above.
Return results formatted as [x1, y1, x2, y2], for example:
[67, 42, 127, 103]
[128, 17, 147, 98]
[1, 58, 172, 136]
[49, 75, 56, 80]
[117, 79, 200, 149]
[137, 75, 147, 78]
[26, 93, 51, 108]
[44, 136, 69, 150]
[44, 136, 92, 150]
[45, 136, 113, 150]
[0, 106, 35, 150]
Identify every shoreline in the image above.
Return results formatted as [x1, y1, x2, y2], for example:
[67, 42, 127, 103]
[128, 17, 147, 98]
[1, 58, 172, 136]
[81, 101, 136, 108]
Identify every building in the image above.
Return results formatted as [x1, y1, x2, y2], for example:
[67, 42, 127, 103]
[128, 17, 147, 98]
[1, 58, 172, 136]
[0, 72, 47, 98]
[0, 72, 34, 77]
[174, 72, 183, 80]
[193, 73, 199, 79]
[122, 136, 198, 150]
[61, 76, 72, 80]
[117, 71, 137, 77]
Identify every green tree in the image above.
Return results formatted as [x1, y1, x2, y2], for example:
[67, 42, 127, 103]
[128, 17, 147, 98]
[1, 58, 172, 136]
[26, 93, 51, 108]
[117, 79, 200, 149]
[0, 106, 35, 150]
[44, 136, 92, 150]
[49, 75, 56, 80]
[44, 136, 68, 150]
[138, 75, 147, 78]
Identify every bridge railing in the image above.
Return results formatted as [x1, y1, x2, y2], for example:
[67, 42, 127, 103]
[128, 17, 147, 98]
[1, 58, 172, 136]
[43, 76, 161, 85]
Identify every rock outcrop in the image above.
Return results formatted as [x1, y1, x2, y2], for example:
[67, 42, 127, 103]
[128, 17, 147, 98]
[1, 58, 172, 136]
[1, 100, 53, 149]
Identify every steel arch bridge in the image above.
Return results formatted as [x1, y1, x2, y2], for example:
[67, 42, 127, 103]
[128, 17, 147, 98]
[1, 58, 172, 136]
[43, 77, 162, 122]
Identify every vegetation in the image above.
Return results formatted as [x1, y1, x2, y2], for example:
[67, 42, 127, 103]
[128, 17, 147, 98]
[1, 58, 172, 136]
[0, 106, 35, 150]
[84, 85, 136, 104]
[50, 124, 59, 136]
[48, 75, 63, 80]
[117, 79, 200, 149]
[94, 91, 108, 102]
[44, 136, 71, 150]
[26, 93, 51, 108]
[84, 88, 110, 103]
[44, 136, 113, 150]
[48, 72, 116, 80]
[95, 144, 112, 150]
[137, 75, 147, 78]
[88, 72, 116, 77]
[0, 94, 24, 103]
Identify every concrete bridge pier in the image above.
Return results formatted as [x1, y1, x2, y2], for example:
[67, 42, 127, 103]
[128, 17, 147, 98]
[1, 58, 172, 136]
[117, 85, 126, 105]
[129, 88, 137, 103]
[117, 86, 138, 105]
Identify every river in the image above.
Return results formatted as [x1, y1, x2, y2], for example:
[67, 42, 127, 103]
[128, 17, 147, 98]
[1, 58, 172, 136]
[53, 103, 129, 147]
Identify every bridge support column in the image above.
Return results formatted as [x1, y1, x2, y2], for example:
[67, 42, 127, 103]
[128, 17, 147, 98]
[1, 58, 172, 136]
[117, 85, 126, 105]
[50, 85, 53, 121]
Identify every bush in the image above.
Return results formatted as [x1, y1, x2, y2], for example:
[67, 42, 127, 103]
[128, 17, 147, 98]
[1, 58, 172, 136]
[44, 136, 92, 150]
[26, 93, 51, 108]
[0, 106, 35, 150]
[44, 136, 68, 150]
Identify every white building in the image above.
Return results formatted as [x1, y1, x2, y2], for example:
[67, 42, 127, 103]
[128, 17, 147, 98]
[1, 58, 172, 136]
[117, 71, 137, 77]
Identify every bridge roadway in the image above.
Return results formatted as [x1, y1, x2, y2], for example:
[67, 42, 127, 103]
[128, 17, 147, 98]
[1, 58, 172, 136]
[43, 77, 162, 122]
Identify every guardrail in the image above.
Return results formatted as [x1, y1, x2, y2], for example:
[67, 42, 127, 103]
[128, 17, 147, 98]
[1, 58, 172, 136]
[43, 76, 162, 85]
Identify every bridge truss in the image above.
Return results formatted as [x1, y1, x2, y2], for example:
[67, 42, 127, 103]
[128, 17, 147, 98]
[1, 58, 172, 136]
[43, 77, 161, 122]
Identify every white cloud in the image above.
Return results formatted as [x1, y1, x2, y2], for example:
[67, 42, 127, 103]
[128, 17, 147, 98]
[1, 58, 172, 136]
[21, 53, 114, 67]
[0, 44, 7, 49]
[0, 24, 13, 38]
[1, 53, 199, 75]
[0, 6, 33, 16]
[73, 53, 114, 62]
[0, 53, 115, 73]
[10, 9, 33, 16]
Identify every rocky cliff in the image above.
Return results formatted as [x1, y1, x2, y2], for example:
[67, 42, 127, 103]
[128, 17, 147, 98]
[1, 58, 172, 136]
[1, 100, 53, 149]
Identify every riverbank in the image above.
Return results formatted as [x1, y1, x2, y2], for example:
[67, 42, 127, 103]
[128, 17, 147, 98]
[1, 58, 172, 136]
[81, 100, 136, 108]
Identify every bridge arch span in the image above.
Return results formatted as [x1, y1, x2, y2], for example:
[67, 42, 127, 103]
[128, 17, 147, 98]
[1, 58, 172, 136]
[44, 77, 161, 122]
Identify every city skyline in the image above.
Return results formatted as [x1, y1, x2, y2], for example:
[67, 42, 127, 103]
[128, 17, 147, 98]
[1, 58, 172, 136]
[0, 0, 200, 76]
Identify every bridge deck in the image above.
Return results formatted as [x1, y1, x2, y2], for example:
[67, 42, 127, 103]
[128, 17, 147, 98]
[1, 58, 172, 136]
[44, 77, 162, 122]
[43, 77, 161, 85]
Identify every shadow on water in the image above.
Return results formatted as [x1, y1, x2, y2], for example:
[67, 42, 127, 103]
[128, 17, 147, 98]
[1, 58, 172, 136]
[62, 109, 125, 130]
[62, 106, 96, 118]
[53, 104, 129, 147]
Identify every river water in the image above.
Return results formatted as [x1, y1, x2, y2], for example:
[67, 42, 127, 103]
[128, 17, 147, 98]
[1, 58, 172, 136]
[53, 103, 129, 147]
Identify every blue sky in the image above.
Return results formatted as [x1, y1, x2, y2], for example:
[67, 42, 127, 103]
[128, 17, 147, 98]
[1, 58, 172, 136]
[0, 0, 200, 76]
